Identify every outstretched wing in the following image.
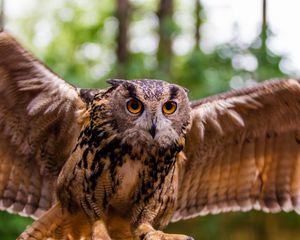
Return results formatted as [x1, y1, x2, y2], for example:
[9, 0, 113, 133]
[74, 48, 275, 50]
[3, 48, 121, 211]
[0, 32, 86, 219]
[173, 79, 300, 221]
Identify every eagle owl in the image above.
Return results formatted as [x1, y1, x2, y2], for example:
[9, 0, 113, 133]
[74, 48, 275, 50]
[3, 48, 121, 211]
[1, 31, 300, 240]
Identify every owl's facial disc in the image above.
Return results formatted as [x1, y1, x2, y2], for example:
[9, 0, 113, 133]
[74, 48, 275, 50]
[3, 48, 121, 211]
[110, 80, 191, 148]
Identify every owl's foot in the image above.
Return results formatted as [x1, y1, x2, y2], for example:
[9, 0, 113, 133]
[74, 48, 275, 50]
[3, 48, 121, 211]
[135, 223, 193, 240]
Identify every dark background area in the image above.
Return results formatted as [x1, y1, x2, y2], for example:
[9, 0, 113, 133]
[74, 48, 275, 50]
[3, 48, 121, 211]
[1, 0, 300, 239]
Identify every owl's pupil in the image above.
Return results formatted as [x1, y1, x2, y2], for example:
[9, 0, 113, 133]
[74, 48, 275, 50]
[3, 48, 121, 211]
[165, 102, 173, 110]
[131, 101, 139, 110]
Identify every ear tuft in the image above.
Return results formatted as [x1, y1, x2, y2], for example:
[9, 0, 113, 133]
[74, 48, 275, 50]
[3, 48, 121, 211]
[183, 87, 189, 93]
[106, 79, 127, 87]
[79, 89, 99, 103]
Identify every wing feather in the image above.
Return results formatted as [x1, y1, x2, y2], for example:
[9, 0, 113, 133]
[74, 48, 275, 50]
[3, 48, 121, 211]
[173, 79, 300, 221]
[0, 32, 86, 219]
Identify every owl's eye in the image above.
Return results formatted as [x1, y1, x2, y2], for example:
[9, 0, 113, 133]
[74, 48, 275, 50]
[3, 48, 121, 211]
[126, 98, 143, 114]
[162, 101, 177, 115]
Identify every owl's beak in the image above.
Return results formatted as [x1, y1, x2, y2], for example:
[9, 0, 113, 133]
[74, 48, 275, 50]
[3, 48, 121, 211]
[149, 122, 156, 139]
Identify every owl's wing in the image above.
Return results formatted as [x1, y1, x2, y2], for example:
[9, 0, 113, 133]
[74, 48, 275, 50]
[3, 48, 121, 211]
[0, 32, 86, 219]
[173, 79, 300, 221]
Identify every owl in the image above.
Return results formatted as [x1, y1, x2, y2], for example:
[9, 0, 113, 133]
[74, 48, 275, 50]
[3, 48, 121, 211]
[1, 31, 300, 240]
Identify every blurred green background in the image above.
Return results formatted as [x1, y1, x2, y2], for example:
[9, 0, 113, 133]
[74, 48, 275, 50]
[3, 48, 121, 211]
[1, 0, 300, 239]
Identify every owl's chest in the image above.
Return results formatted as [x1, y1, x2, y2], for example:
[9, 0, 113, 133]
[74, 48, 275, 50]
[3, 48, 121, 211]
[109, 159, 142, 210]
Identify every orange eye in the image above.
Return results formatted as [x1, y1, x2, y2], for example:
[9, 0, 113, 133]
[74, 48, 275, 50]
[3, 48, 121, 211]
[126, 99, 143, 114]
[162, 101, 177, 115]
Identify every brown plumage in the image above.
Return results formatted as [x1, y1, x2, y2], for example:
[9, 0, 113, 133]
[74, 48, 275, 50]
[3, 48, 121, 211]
[1, 31, 300, 240]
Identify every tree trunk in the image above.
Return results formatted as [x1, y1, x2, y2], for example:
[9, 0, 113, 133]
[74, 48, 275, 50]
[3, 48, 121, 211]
[116, 0, 129, 70]
[0, 0, 4, 32]
[157, 0, 174, 80]
[261, 0, 267, 56]
[194, 0, 202, 50]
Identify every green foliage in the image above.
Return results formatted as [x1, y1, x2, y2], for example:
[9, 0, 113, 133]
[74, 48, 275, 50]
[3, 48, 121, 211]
[168, 212, 300, 240]
[0, 212, 32, 240]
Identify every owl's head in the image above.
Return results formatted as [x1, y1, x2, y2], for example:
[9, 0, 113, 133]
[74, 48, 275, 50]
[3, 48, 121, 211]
[106, 79, 191, 150]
